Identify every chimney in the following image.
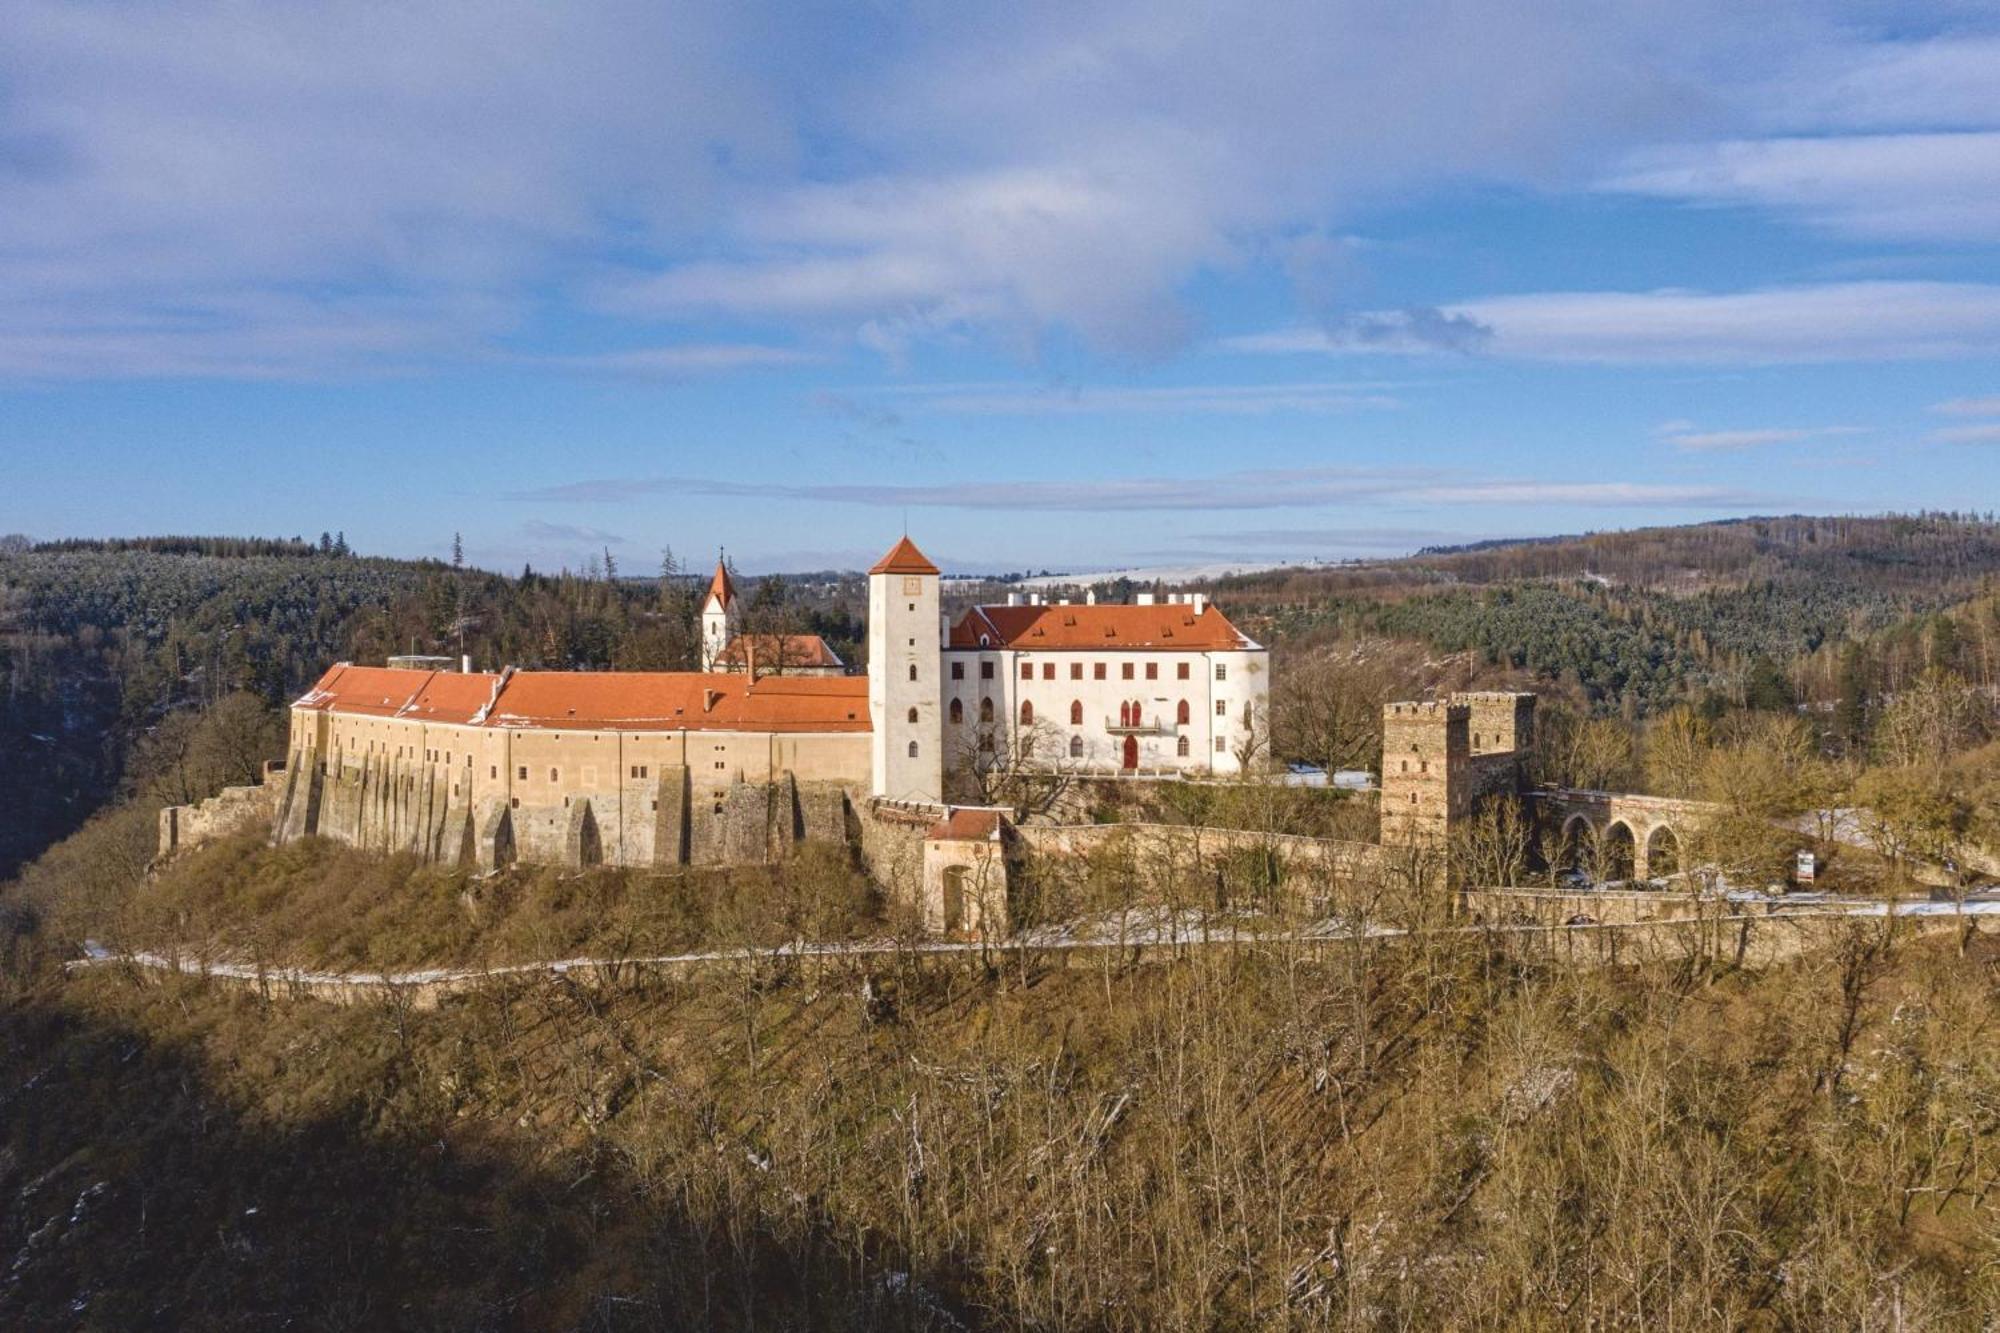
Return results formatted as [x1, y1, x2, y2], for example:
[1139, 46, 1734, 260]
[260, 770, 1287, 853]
[1058, 597, 1070, 606]
[461, 654, 472, 673]
[1007, 592, 1022, 606]
[1192, 593, 1206, 616]
[1136, 592, 1156, 606]
[1086, 589, 1097, 605]
[703, 687, 722, 713]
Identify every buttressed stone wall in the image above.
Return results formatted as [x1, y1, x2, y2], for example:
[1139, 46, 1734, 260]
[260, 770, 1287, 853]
[251, 664, 872, 872]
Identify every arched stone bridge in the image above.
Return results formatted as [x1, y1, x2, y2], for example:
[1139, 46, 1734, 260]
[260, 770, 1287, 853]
[1528, 788, 1721, 882]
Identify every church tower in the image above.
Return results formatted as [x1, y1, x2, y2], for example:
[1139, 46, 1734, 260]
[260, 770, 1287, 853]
[867, 535, 943, 803]
[700, 556, 736, 672]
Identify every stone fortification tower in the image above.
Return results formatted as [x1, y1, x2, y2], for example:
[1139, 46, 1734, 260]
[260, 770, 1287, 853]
[699, 556, 737, 671]
[867, 535, 944, 803]
[1460, 690, 1536, 758]
[1379, 699, 1471, 848]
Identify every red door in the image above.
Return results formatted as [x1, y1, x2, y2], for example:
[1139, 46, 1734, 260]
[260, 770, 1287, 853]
[1122, 735, 1139, 770]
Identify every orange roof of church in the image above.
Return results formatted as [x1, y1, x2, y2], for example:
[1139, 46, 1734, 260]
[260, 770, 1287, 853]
[704, 558, 737, 609]
[947, 603, 1258, 652]
[296, 666, 869, 733]
[869, 535, 939, 575]
[714, 633, 846, 670]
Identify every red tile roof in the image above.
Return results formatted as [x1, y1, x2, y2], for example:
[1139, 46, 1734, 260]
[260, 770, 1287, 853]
[704, 558, 737, 610]
[714, 633, 846, 670]
[295, 665, 465, 717]
[947, 603, 1257, 651]
[869, 535, 939, 576]
[296, 666, 869, 733]
[480, 670, 869, 733]
[401, 670, 505, 724]
[927, 808, 1006, 841]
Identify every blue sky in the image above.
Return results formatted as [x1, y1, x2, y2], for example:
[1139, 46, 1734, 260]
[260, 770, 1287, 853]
[1, 1, 1997, 574]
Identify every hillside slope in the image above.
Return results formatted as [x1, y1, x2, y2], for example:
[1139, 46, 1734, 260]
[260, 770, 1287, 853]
[4, 920, 1997, 1328]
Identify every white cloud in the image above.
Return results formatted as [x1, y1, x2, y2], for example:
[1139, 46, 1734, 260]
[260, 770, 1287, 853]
[546, 344, 822, 376]
[1656, 423, 1868, 451]
[1228, 282, 2000, 365]
[1935, 423, 2000, 445]
[508, 467, 1769, 512]
[867, 381, 1403, 415]
[1759, 33, 2000, 133]
[1931, 396, 2000, 417]
[0, 0, 785, 377]
[1602, 133, 2000, 242]
[2, 1, 1996, 377]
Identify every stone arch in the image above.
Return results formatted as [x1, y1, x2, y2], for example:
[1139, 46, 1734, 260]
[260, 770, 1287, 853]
[1559, 814, 1594, 870]
[942, 865, 969, 933]
[1601, 820, 1636, 882]
[1645, 823, 1681, 878]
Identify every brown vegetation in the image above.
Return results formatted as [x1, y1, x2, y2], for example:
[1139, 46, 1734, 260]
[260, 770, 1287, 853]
[5, 906, 1999, 1327]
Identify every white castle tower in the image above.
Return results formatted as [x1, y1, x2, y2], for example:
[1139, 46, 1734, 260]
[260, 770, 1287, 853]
[867, 535, 943, 803]
[699, 555, 736, 672]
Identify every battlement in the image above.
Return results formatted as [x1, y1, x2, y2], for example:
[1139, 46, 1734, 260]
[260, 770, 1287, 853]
[1454, 690, 1536, 757]
[1385, 699, 1469, 721]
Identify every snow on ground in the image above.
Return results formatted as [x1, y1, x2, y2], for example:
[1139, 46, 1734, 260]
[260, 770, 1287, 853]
[952, 559, 1334, 591]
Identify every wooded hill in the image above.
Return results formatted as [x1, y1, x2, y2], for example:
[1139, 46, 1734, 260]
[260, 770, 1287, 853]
[1223, 513, 2000, 712]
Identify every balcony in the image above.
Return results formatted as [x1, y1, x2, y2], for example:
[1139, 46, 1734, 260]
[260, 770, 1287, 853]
[1104, 715, 1179, 736]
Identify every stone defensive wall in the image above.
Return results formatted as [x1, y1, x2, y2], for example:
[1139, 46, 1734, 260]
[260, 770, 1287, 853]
[274, 756, 856, 871]
[1015, 821, 1386, 888]
[158, 775, 281, 860]
[160, 662, 878, 873]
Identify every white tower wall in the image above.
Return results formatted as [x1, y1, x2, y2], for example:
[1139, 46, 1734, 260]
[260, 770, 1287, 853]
[868, 549, 943, 803]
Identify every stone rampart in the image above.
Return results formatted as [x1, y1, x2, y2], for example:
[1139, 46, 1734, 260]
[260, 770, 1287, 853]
[158, 782, 280, 858]
[1016, 821, 1385, 887]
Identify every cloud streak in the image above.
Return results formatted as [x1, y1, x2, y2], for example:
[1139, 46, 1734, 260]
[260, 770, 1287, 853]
[862, 381, 1403, 415]
[1227, 282, 2000, 365]
[507, 468, 1771, 513]
[1934, 424, 2000, 445]
[1656, 423, 1869, 451]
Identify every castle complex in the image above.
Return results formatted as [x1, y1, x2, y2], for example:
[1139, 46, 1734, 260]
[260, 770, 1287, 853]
[162, 534, 1672, 936]
[226, 537, 1270, 881]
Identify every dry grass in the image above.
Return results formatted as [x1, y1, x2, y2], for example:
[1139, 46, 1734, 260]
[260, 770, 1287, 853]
[5, 908, 1999, 1328]
[103, 833, 884, 970]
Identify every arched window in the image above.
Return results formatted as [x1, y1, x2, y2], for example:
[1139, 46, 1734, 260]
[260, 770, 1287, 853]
[1132, 700, 1144, 726]
[979, 697, 994, 724]
[1020, 700, 1034, 725]
[1243, 700, 1254, 726]
[907, 706, 919, 723]
[908, 663, 918, 682]
[1069, 734, 1084, 758]
[907, 740, 919, 758]
[1118, 701, 1130, 727]
[1070, 699, 1083, 725]
[1176, 699, 1190, 725]
[949, 698, 963, 724]
[1176, 736, 1190, 757]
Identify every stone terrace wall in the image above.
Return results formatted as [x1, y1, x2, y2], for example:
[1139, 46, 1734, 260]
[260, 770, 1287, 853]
[1016, 821, 1384, 889]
